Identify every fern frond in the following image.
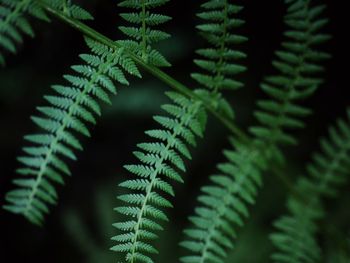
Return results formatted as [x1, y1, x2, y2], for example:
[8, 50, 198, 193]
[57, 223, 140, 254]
[250, 0, 331, 158]
[270, 108, 350, 263]
[0, 0, 48, 65]
[118, 0, 171, 67]
[3, 37, 140, 225]
[180, 1, 330, 262]
[0, 0, 93, 65]
[180, 138, 267, 263]
[191, 0, 247, 96]
[111, 91, 207, 263]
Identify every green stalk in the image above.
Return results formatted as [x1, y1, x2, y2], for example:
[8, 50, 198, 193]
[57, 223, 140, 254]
[35, 0, 250, 144]
[36, 0, 298, 196]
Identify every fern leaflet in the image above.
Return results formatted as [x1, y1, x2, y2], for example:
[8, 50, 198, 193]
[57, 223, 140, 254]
[47, 0, 94, 21]
[3, 37, 140, 225]
[181, 138, 267, 263]
[191, 0, 247, 120]
[250, 0, 331, 158]
[111, 92, 207, 263]
[0, 0, 93, 65]
[0, 0, 48, 65]
[118, 0, 171, 67]
[270, 108, 350, 263]
[192, 0, 247, 93]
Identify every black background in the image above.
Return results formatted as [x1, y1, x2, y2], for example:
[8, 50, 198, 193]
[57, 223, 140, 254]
[0, 0, 349, 262]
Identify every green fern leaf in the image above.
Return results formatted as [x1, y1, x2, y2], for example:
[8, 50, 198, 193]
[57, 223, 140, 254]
[270, 108, 350, 263]
[0, 0, 48, 65]
[111, 92, 207, 263]
[0, 0, 93, 65]
[250, 0, 331, 158]
[118, 0, 171, 67]
[2, 37, 139, 225]
[192, 0, 247, 99]
[180, 1, 330, 262]
[180, 138, 267, 263]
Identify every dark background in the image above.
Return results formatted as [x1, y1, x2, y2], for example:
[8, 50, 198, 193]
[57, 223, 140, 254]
[0, 0, 349, 262]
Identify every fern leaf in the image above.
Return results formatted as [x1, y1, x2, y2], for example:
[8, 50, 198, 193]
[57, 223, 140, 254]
[250, 0, 331, 159]
[180, 138, 268, 263]
[118, 0, 171, 67]
[0, 0, 48, 65]
[270, 108, 350, 263]
[3, 37, 139, 225]
[191, 0, 247, 98]
[111, 91, 207, 263]
[180, 1, 330, 262]
[0, 0, 93, 65]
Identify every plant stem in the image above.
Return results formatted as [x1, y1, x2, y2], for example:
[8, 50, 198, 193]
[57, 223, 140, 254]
[140, 0, 147, 61]
[36, 1, 297, 196]
[36, 0, 250, 144]
[34, 2, 314, 228]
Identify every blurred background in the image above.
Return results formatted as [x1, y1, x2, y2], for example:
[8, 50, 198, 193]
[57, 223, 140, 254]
[0, 0, 349, 262]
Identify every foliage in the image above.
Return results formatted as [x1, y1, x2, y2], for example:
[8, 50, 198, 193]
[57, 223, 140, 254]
[180, 0, 331, 262]
[0, 0, 48, 65]
[118, 0, 171, 67]
[3, 37, 140, 225]
[111, 91, 207, 262]
[1, 0, 348, 263]
[0, 0, 92, 65]
[270, 109, 350, 263]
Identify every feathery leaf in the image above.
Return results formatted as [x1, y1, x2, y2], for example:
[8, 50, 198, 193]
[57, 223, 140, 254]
[180, 1, 330, 262]
[3, 37, 139, 225]
[118, 0, 171, 67]
[112, 92, 207, 263]
[270, 108, 350, 263]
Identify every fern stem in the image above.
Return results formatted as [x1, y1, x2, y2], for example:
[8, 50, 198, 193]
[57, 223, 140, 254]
[37, 0, 299, 209]
[212, 0, 228, 95]
[140, 0, 147, 61]
[35, 0, 249, 144]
